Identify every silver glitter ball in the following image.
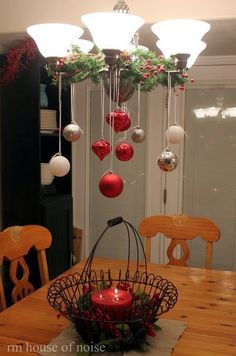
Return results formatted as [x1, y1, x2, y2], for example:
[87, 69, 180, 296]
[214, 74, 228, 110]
[157, 148, 178, 172]
[63, 123, 82, 142]
[131, 127, 145, 143]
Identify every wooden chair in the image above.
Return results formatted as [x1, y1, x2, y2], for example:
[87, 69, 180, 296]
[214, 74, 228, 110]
[138, 215, 220, 269]
[0, 225, 52, 311]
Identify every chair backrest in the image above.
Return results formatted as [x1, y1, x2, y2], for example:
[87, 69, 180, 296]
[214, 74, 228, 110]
[138, 215, 220, 269]
[0, 225, 52, 311]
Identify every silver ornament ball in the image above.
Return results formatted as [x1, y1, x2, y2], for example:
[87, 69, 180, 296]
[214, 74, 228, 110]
[63, 123, 82, 142]
[131, 127, 145, 143]
[157, 148, 178, 172]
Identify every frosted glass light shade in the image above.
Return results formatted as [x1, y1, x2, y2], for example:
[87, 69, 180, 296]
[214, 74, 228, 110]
[81, 12, 144, 51]
[156, 40, 206, 68]
[151, 19, 210, 41]
[27, 23, 84, 58]
[71, 39, 94, 53]
[193, 107, 221, 118]
[193, 109, 206, 119]
[205, 107, 221, 117]
[225, 107, 236, 117]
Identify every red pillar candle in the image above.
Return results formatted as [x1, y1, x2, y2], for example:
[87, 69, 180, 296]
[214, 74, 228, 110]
[91, 288, 133, 320]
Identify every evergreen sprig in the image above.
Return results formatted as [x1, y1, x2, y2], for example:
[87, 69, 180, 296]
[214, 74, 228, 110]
[50, 47, 190, 91]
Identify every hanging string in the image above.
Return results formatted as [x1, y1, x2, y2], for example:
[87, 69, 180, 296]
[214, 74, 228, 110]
[58, 73, 62, 155]
[70, 83, 74, 123]
[120, 102, 127, 142]
[100, 78, 105, 139]
[174, 90, 178, 125]
[115, 69, 119, 109]
[166, 71, 172, 148]
[137, 83, 141, 127]
[175, 89, 188, 138]
[109, 70, 114, 172]
[70, 82, 84, 134]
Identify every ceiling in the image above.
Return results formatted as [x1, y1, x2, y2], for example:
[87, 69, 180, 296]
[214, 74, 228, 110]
[1, 18, 236, 57]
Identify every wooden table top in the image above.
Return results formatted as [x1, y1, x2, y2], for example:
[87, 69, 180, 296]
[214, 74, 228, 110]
[0, 257, 236, 355]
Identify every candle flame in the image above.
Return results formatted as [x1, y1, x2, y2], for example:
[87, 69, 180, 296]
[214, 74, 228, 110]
[114, 288, 118, 295]
[99, 294, 103, 299]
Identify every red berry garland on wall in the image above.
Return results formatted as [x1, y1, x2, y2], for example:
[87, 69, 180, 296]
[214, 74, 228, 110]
[0, 38, 38, 86]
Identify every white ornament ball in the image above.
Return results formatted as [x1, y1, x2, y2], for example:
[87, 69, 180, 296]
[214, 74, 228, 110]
[63, 123, 82, 142]
[49, 155, 70, 177]
[157, 148, 178, 172]
[166, 125, 185, 144]
[131, 127, 146, 143]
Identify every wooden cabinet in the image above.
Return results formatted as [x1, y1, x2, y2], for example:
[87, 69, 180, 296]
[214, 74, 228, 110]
[0, 55, 73, 280]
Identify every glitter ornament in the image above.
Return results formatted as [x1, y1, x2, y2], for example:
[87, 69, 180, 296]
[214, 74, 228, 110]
[92, 139, 111, 161]
[106, 110, 131, 133]
[115, 142, 134, 162]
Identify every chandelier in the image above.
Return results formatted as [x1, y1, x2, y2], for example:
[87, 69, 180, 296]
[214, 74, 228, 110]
[26, 0, 210, 71]
[26, 0, 210, 197]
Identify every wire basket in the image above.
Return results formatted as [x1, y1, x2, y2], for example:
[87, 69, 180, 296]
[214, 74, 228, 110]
[47, 217, 178, 351]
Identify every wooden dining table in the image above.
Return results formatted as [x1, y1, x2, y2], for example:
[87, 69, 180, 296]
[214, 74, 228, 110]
[0, 257, 236, 355]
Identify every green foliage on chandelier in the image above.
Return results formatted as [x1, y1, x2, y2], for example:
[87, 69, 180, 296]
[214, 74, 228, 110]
[50, 47, 189, 91]
[47, 48, 105, 86]
[118, 49, 188, 91]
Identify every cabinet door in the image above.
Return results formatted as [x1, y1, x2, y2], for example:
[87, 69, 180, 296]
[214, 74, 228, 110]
[1, 58, 41, 227]
[41, 194, 73, 279]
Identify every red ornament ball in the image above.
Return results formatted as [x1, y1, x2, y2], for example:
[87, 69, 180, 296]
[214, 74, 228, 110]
[99, 173, 123, 198]
[91, 139, 111, 161]
[106, 110, 131, 133]
[115, 142, 134, 161]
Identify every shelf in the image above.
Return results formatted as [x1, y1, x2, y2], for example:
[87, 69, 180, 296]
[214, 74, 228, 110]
[40, 130, 59, 137]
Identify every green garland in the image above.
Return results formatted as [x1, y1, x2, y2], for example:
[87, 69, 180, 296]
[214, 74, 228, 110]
[48, 47, 190, 91]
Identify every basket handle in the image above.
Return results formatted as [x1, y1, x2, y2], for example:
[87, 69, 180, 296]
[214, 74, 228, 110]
[107, 216, 123, 227]
[81, 217, 147, 279]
